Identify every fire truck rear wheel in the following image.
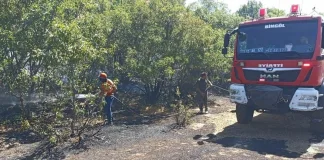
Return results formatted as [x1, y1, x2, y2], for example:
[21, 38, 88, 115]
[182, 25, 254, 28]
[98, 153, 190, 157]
[236, 104, 254, 124]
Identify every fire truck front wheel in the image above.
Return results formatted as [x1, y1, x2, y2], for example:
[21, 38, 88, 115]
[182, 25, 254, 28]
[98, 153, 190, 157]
[236, 104, 254, 124]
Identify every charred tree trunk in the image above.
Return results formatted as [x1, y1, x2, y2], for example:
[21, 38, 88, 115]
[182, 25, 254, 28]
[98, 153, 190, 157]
[144, 79, 165, 104]
[19, 93, 29, 120]
[70, 68, 77, 137]
[70, 93, 76, 137]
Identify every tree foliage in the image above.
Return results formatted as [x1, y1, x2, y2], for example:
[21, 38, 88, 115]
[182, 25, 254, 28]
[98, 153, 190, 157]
[0, 0, 293, 142]
[236, 0, 286, 19]
[267, 8, 286, 17]
[237, 0, 263, 19]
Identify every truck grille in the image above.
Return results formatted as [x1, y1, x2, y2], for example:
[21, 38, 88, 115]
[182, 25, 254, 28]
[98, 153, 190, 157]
[243, 70, 300, 82]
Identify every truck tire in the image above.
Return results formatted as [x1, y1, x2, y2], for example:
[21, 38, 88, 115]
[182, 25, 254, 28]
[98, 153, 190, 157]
[236, 104, 254, 124]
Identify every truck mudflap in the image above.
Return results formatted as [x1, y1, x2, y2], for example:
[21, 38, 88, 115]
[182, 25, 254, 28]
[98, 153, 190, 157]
[289, 88, 323, 111]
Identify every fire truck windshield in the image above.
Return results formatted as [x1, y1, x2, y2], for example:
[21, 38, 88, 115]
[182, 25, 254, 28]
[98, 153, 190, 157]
[236, 19, 318, 60]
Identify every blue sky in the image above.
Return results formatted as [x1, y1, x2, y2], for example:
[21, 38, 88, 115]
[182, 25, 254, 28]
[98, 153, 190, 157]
[185, 0, 324, 14]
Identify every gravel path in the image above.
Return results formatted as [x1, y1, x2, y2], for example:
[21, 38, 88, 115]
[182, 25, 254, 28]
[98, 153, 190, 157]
[2, 96, 324, 160]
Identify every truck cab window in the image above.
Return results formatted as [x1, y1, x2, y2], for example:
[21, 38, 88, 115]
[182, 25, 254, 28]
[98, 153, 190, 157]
[236, 19, 318, 60]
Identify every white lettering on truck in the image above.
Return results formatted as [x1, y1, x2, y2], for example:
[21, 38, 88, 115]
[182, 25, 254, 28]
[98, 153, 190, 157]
[258, 64, 283, 68]
[265, 23, 285, 29]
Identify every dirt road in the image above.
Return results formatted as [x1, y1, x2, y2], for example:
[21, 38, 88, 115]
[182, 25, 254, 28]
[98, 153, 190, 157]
[2, 96, 324, 160]
[65, 97, 324, 160]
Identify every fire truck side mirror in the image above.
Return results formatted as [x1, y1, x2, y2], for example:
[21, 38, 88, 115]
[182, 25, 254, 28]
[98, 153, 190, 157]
[222, 33, 230, 55]
[223, 33, 230, 48]
[222, 48, 228, 55]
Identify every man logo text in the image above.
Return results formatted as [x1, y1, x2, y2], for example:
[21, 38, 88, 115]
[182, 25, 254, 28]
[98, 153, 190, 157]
[260, 74, 279, 79]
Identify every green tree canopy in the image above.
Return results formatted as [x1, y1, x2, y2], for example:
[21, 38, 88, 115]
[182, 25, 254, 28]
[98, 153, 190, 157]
[237, 0, 263, 19]
[267, 8, 286, 17]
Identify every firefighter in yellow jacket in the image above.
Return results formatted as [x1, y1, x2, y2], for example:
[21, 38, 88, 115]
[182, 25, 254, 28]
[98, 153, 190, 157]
[98, 72, 117, 125]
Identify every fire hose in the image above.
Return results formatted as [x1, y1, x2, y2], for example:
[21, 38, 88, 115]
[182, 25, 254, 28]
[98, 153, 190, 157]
[207, 85, 230, 93]
[111, 95, 140, 114]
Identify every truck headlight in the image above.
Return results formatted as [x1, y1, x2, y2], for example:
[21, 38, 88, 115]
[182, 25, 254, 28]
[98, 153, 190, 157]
[299, 95, 317, 101]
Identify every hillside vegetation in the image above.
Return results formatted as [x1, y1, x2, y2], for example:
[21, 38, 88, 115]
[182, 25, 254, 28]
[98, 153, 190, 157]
[0, 0, 286, 144]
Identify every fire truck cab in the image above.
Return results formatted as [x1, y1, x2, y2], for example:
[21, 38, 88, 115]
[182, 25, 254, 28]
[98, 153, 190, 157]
[222, 5, 324, 132]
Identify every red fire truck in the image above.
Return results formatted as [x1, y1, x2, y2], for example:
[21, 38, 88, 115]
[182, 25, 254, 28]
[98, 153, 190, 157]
[222, 5, 324, 132]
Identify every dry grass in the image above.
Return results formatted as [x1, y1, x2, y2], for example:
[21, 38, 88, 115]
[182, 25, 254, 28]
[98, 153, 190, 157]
[2, 96, 324, 160]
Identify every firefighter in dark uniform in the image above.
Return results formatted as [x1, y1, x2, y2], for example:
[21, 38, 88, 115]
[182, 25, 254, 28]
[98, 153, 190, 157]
[194, 72, 213, 114]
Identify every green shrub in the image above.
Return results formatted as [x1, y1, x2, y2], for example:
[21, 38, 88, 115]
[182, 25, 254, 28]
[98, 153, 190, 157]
[171, 87, 193, 127]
